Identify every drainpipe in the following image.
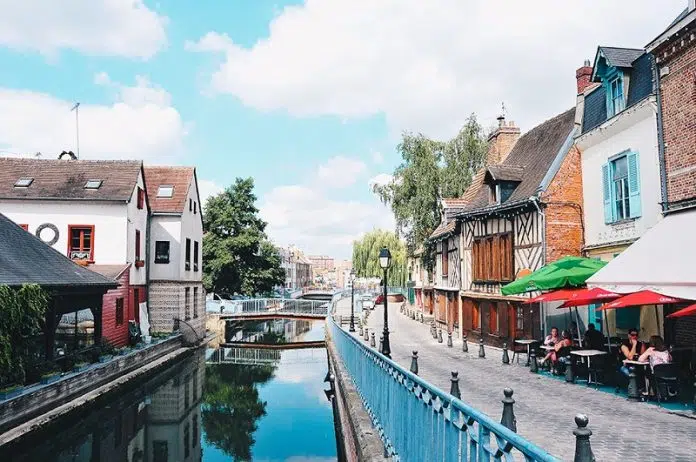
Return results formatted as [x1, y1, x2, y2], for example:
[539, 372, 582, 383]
[145, 210, 152, 323]
[530, 195, 546, 338]
[653, 56, 669, 213]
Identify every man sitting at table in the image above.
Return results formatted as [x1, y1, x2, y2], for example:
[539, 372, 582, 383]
[583, 323, 605, 350]
[619, 328, 646, 378]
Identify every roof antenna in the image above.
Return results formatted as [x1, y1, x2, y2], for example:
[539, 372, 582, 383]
[497, 102, 507, 127]
[70, 102, 80, 159]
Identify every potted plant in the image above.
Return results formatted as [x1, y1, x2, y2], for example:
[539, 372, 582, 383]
[40, 371, 61, 385]
[74, 259, 90, 267]
[0, 384, 23, 400]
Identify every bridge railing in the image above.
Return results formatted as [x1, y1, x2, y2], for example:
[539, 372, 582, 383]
[328, 311, 558, 461]
[211, 298, 329, 317]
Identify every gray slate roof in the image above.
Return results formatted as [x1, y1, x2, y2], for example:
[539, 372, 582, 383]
[598, 47, 644, 68]
[457, 108, 576, 216]
[0, 158, 142, 201]
[0, 213, 118, 288]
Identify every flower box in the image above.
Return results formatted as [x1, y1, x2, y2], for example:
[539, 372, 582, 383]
[98, 355, 113, 363]
[40, 373, 61, 385]
[0, 385, 23, 400]
[74, 259, 90, 267]
[73, 363, 90, 373]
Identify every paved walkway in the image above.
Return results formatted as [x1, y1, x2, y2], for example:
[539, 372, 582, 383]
[338, 299, 696, 462]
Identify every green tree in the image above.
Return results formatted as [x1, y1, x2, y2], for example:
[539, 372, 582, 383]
[202, 363, 275, 461]
[351, 229, 407, 287]
[374, 114, 488, 266]
[203, 178, 285, 296]
[0, 284, 49, 388]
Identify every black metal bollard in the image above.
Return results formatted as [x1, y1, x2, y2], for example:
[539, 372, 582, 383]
[420, 313, 424, 323]
[529, 350, 538, 373]
[437, 328, 443, 343]
[462, 334, 469, 353]
[627, 366, 640, 400]
[500, 388, 517, 432]
[502, 342, 510, 365]
[364, 327, 369, 341]
[359, 325, 364, 336]
[573, 414, 595, 462]
[379, 335, 384, 353]
[370, 332, 376, 347]
[449, 371, 461, 399]
[430, 322, 437, 339]
[410, 350, 419, 375]
[478, 338, 485, 358]
[565, 356, 575, 383]
[447, 332, 453, 348]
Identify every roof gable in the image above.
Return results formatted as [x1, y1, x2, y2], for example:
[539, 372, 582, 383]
[591, 47, 644, 81]
[0, 158, 141, 201]
[143, 166, 195, 213]
[0, 213, 117, 288]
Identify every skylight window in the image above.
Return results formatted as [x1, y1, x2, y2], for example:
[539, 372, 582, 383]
[157, 185, 174, 198]
[84, 179, 103, 189]
[14, 177, 33, 188]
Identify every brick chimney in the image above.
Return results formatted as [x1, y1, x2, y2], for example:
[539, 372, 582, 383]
[486, 114, 520, 165]
[576, 59, 593, 94]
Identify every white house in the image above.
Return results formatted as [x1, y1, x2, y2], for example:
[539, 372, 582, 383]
[144, 166, 205, 336]
[575, 48, 663, 334]
[0, 156, 149, 346]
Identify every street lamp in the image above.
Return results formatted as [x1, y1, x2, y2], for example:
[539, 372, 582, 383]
[349, 270, 356, 332]
[379, 247, 392, 358]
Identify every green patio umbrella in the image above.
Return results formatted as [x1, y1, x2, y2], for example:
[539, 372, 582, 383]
[501, 256, 608, 295]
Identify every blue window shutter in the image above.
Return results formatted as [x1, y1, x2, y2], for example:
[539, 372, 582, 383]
[627, 151, 641, 218]
[602, 162, 613, 223]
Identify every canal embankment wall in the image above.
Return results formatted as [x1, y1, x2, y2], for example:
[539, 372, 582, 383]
[0, 334, 205, 443]
[326, 333, 390, 462]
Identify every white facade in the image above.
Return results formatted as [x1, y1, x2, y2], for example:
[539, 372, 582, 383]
[0, 173, 148, 285]
[576, 97, 663, 252]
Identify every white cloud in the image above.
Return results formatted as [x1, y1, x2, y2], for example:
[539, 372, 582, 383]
[368, 173, 393, 190]
[0, 0, 167, 59]
[198, 179, 224, 205]
[0, 77, 187, 162]
[372, 151, 384, 164]
[188, 0, 684, 137]
[316, 155, 366, 188]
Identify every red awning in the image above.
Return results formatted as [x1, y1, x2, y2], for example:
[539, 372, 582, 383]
[597, 290, 684, 311]
[667, 303, 696, 318]
[557, 288, 620, 308]
[523, 288, 583, 304]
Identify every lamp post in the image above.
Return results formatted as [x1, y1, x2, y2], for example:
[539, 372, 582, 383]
[349, 270, 356, 332]
[379, 247, 392, 358]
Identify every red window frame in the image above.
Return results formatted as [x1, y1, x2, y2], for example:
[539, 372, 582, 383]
[67, 225, 95, 262]
[135, 230, 141, 261]
[137, 187, 145, 210]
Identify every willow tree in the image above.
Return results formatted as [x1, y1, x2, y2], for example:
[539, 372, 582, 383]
[352, 230, 407, 287]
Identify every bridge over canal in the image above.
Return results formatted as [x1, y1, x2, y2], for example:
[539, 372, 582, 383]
[209, 297, 330, 321]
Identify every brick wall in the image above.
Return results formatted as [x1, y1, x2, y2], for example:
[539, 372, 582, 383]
[102, 269, 130, 347]
[542, 145, 584, 262]
[149, 281, 206, 337]
[486, 120, 520, 165]
[657, 31, 696, 206]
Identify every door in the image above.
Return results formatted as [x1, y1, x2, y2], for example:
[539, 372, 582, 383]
[508, 303, 517, 340]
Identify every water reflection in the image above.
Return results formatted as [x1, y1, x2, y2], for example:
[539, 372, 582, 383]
[224, 318, 319, 344]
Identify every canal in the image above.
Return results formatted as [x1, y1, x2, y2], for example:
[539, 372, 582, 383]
[1, 318, 338, 462]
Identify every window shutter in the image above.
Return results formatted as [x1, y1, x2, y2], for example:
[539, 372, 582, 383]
[602, 162, 613, 224]
[627, 151, 642, 218]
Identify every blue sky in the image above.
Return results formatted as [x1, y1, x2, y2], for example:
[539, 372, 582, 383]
[0, 0, 687, 259]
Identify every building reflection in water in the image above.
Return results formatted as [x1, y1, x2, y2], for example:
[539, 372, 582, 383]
[3, 349, 205, 462]
[224, 319, 313, 344]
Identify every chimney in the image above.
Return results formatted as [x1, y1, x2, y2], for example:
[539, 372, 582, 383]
[486, 114, 520, 165]
[576, 59, 593, 94]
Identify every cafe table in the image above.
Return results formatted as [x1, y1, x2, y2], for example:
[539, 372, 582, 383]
[623, 359, 650, 399]
[514, 339, 539, 366]
[571, 350, 608, 385]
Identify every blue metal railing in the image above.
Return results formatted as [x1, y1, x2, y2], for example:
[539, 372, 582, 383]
[328, 298, 559, 462]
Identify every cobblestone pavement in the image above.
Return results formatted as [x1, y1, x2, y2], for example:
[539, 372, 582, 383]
[337, 299, 696, 462]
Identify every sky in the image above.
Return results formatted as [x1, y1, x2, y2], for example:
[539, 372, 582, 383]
[0, 0, 687, 260]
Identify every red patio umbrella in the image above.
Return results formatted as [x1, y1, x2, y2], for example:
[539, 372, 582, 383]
[524, 288, 582, 304]
[597, 290, 683, 337]
[558, 288, 620, 308]
[666, 303, 696, 318]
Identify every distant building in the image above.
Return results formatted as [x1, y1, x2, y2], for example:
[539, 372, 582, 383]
[308, 255, 334, 271]
[277, 245, 313, 290]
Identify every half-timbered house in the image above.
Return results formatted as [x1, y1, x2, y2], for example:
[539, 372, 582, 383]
[455, 108, 584, 347]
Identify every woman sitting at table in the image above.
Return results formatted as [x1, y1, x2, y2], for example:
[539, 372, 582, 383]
[619, 328, 646, 378]
[544, 327, 560, 346]
[638, 335, 674, 397]
[543, 330, 572, 371]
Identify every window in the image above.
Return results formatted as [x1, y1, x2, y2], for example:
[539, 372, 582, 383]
[135, 230, 141, 261]
[184, 374, 190, 408]
[68, 225, 94, 261]
[194, 201, 197, 214]
[193, 241, 199, 272]
[19, 224, 28, 231]
[184, 423, 190, 458]
[472, 302, 480, 330]
[116, 298, 124, 326]
[489, 303, 499, 334]
[499, 182, 517, 203]
[441, 240, 449, 277]
[602, 152, 641, 224]
[193, 372, 198, 400]
[156, 185, 174, 198]
[192, 414, 199, 448]
[185, 238, 191, 270]
[472, 233, 514, 282]
[155, 241, 170, 264]
[14, 177, 33, 187]
[137, 187, 145, 209]
[516, 306, 524, 331]
[607, 74, 625, 117]
[185, 287, 191, 321]
[193, 287, 198, 319]
[84, 179, 103, 189]
[152, 441, 168, 462]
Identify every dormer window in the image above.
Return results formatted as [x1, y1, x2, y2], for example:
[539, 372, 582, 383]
[489, 181, 518, 205]
[157, 185, 174, 198]
[84, 179, 103, 189]
[607, 73, 625, 117]
[14, 177, 33, 188]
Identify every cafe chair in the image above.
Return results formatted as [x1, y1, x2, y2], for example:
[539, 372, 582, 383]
[510, 340, 529, 365]
[651, 363, 679, 404]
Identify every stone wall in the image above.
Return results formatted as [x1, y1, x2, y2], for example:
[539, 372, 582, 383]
[149, 281, 206, 338]
[0, 335, 183, 434]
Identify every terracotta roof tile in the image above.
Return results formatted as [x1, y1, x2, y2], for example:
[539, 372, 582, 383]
[90, 264, 131, 279]
[429, 221, 456, 240]
[143, 166, 195, 213]
[0, 158, 141, 201]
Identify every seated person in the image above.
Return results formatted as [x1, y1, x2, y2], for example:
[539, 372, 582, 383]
[619, 328, 646, 378]
[544, 330, 572, 371]
[638, 335, 674, 397]
[544, 327, 560, 346]
[583, 323, 605, 350]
